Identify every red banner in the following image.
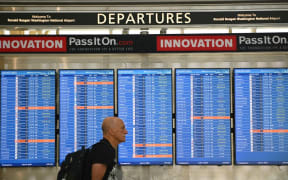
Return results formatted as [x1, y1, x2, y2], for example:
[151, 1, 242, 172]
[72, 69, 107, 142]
[0, 37, 66, 52]
[157, 35, 237, 51]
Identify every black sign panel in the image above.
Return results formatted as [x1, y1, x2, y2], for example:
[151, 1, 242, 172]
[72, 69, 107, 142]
[0, 11, 287, 25]
[237, 33, 288, 51]
[66, 35, 156, 53]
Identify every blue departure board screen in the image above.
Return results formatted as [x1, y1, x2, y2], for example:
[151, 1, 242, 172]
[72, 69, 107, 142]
[0, 70, 56, 167]
[59, 70, 114, 164]
[118, 69, 173, 165]
[235, 68, 288, 165]
[175, 69, 231, 165]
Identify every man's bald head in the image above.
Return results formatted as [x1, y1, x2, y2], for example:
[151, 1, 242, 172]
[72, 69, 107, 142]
[101, 117, 128, 147]
[102, 117, 121, 135]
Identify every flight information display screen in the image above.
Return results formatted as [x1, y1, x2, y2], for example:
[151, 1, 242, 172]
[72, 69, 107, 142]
[175, 69, 231, 165]
[59, 70, 114, 164]
[118, 69, 173, 165]
[0, 70, 56, 167]
[235, 68, 288, 165]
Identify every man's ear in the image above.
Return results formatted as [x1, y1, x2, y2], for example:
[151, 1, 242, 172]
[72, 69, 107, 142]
[108, 128, 115, 135]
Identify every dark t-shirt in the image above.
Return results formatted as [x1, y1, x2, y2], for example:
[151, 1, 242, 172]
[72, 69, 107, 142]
[83, 138, 115, 180]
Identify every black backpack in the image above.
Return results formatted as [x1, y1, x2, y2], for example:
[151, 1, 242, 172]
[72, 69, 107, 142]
[57, 145, 93, 180]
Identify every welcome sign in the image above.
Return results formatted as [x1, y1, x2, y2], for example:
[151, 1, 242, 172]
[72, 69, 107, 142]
[0, 11, 287, 25]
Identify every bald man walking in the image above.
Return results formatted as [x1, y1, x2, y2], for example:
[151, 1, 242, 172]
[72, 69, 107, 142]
[83, 117, 128, 180]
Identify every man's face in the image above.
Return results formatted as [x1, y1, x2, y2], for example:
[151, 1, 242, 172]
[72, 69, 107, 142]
[113, 119, 128, 143]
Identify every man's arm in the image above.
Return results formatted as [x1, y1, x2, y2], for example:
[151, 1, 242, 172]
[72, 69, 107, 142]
[91, 163, 107, 180]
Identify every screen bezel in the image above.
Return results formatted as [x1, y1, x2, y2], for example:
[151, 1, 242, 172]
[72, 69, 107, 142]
[175, 68, 232, 165]
[233, 68, 288, 165]
[117, 68, 173, 166]
[58, 69, 115, 166]
[0, 69, 56, 167]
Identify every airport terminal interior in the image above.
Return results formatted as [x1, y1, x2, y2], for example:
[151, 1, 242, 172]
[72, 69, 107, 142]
[0, 0, 288, 180]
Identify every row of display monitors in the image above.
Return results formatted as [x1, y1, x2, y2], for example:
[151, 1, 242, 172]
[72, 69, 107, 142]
[0, 69, 287, 167]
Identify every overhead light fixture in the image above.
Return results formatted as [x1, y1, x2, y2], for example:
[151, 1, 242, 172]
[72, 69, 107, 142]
[129, 28, 141, 34]
[59, 29, 110, 35]
[184, 28, 229, 34]
[3, 30, 10, 35]
[256, 27, 288, 33]
[166, 28, 182, 34]
[231, 27, 254, 33]
[149, 28, 161, 34]
[112, 29, 122, 34]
